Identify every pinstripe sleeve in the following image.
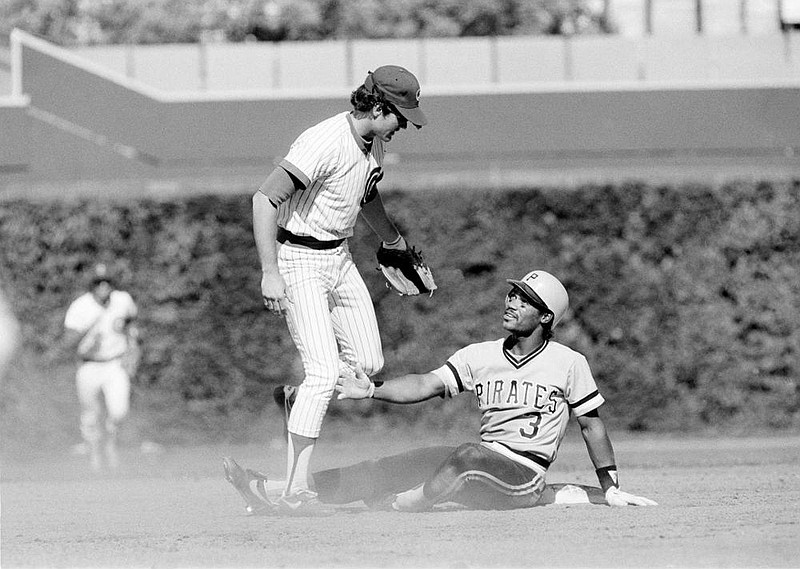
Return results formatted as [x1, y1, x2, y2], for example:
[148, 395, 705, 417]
[277, 159, 310, 189]
[282, 118, 340, 183]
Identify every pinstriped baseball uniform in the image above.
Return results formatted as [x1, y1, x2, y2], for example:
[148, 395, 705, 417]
[273, 111, 386, 438]
[432, 337, 605, 473]
[277, 112, 385, 241]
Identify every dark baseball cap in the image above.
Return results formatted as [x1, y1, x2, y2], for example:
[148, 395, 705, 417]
[364, 65, 427, 128]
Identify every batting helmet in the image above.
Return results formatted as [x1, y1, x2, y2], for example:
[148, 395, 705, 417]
[506, 270, 569, 327]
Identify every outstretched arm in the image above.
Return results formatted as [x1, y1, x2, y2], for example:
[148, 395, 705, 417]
[577, 409, 657, 506]
[337, 367, 445, 403]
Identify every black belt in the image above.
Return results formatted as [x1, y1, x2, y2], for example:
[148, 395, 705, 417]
[499, 442, 551, 470]
[80, 355, 121, 363]
[277, 227, 345, 250]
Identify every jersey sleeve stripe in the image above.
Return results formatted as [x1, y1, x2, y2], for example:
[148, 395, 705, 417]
[445, 361, 464, 392]
[570, 389, 600, 409]
[278, 159, 310, 188]
[570, 391, 605, 417]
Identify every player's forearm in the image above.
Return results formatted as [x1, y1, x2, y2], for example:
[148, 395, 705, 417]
[252, 191, 280, 274]
[580, 418, 616, 469]
[372, 373, 443, 404]
[360, 195, 401, 244]
[62, 328, 86, 353]
[581, 420, 626, 495]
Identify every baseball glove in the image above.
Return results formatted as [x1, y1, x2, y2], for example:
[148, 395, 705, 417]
[376, 244, 437, 296]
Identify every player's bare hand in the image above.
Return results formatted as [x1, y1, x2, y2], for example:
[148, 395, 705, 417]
[336, 365, 374, 400]
[260, 271, 292, 315]
[605, 487, 658, 507]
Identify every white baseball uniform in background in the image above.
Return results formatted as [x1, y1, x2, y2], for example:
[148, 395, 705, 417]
[64, 290, 137, 445]
[0, 283, 19, 383]
[273, 111, 386, 438]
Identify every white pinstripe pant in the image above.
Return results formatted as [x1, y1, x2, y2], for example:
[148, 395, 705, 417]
[279, 242, 384, 438]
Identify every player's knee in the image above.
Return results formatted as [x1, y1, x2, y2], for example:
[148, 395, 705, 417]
[454, 442, 484, 461]
[304, 364, 341, 389]
[105, 416, 124, 434]
[445, 443, 484, 471]
[360, 354, 384, 377]
[106, 403, 130, 423]
[81, 408, 100, 424]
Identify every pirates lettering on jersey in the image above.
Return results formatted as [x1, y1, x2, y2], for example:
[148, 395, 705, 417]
[473, 379, 563, 414]
[432, 337, 605, 468]
[361, 167, 384, 205]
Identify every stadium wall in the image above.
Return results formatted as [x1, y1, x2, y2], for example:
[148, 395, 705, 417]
[2, 30, 800, 187]
[65, 34, 800, 91]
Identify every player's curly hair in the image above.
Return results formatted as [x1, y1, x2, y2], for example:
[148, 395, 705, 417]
[350, 85, 395, 118]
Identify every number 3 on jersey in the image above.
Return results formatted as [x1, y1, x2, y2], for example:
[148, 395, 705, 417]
[519, 411, 542, 438]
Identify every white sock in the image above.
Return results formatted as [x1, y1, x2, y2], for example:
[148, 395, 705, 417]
[285, 436, 314, 495]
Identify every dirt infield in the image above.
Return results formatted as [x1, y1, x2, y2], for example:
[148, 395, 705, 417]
[2, 431, 799, 568]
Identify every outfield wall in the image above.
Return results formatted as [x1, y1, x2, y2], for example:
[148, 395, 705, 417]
[2, 30, 800, 186]
[66, 34, 800, 92]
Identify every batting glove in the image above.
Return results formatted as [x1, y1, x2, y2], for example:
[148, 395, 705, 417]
[605, 487, 658, 507]
[336, 365, 375, 400]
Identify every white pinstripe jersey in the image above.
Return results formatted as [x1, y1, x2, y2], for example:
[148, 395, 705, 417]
[432, 338, 605, 467]
[277, 111, 385, 241]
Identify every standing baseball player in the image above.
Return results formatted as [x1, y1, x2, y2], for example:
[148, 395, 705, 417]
[63, 263, 139, 471]
[225, 270, 656, 513]
[246, 65, 432, 513]
[0, 277, 20, 385]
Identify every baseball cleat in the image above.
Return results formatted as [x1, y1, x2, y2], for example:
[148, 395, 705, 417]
[272, 385, 297, 437]
[275, 489, 334, 517]
[222, 457, 274, 516]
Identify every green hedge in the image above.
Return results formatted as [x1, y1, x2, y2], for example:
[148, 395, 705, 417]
[1, 0, 610, 47]
[1, 179, 799, 448]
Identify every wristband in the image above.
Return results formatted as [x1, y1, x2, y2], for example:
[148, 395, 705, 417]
[596, 465, 619, 493]
[367, 381, 384, 398]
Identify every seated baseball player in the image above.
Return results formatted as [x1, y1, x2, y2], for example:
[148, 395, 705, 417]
[224, 269, 657, 514]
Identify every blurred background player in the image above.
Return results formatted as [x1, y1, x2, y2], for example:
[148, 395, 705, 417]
[249, 64, 430, 513]
[225, 270, 656, 513]
[0, 278, 21, 385]
[63, 263, 139, 471]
